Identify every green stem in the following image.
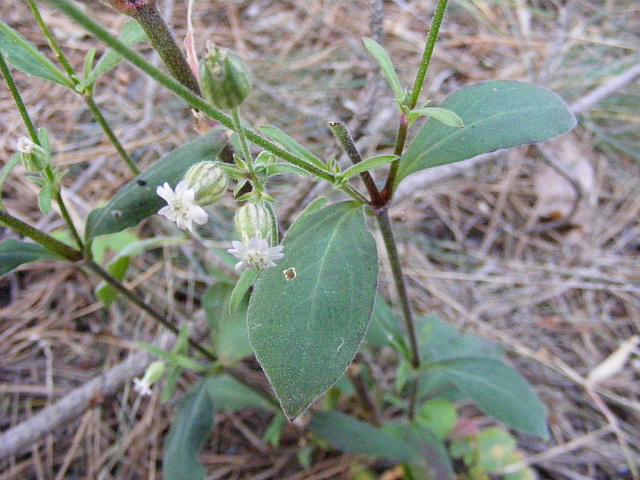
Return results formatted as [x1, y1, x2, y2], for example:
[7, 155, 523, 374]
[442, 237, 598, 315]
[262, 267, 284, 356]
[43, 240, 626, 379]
[375, 209, 420, 369]
[54, 189, 84, 250]
[408, 0, 448, 110]
[328, 121, 383, 206]
[84, 95, 139, 175]
[0, 51, 38, 142]
[231, 107, 258, 185]
[44, 0, 369, 203]
[28, 0, 76, 78]
[0, 210, 83, 262]
[128, 2, 202, 96]
[383, 0, 448, 200]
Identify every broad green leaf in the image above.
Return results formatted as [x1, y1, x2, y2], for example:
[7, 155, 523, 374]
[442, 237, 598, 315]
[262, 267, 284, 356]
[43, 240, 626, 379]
[433, 357, 548, 438]
[0, 239, 62, 276]
[362, 37, 403, 99]
[309, 411, 421, 465]
[396, 80, 577, 186]
[85, 128, 227, 240]
[202, 283, 253, 365]
[162, 379, 215, 480]
[0, 21, 72, 87]
[247, 201, 378, 419]
[259, 125, 327, 171]
[206, 375, 277, 412]
[340, 154, 398, 181]
[89, 20, 147, 82]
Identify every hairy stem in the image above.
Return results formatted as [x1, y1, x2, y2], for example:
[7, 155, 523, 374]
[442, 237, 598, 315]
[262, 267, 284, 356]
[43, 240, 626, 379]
[0, 210, 83, 262]
[383, 0, 449, 199]
[328, 121, 383, 206]
[128, 1, 202, 96]
[84, 95, 139, 175]
[375, 209, 420, 369]
[0, 51, 38, 142]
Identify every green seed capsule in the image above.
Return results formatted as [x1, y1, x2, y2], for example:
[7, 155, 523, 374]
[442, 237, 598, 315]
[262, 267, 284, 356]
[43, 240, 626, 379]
[235, 201, 271, 241]
[200, 43, 252, 111]
[184, 161, 227, 206]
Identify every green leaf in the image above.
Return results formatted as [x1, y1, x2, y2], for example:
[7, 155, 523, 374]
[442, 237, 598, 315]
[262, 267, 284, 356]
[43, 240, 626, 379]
[89, 19, 147, 82]
[309, 411, 421, 464]
[96, 255, 130, 307]
[433, 357, 548, 438]
[202, 283, 253, 365]
[410, 107, 464, 128]
[362, 37, 403, 99]
[162, 379, 215, 480]
[0, 239, 62, 276]
[417, 398, 458, 440]
[247, 202, 378, 419]
[396, 80, 577, 186]
[259, 125, 327, 171]
[37, 184, 53, 214]
[0, 21, 72, 87]
[340, 154, 398, 181]
[228, 269, 259, 315]
[264, 163, 312, 178]
[206, 375, 277, 412]
[85, 128, 227, 241]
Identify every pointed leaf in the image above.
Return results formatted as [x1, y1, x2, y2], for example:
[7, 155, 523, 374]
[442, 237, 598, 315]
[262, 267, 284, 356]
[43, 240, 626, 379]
[396, 80, 577, 185]
[162, 379, 215, 480]
[310, 411, 421, 464]
[341, 154, 398, 181]
[0, 239, 62, 276]
[0, 21, 72, 87]
[89, 19, 147, 82]
[410, 107, 464, 128]
[85, 128, 227, 240]
[433, 357, 548, 438]
[206, 375, 277, 412]
[259, 125, 327, 171]
[247, 202, 378, 419]
[362, 37, 403, 99]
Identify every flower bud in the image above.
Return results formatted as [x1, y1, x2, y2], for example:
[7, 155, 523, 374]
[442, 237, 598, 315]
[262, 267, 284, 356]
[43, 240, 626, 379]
[183, 161, 227, 206]
[17, 137, 48, 172]
[200, 43, 252, 110]
[235, 201, 271, 242]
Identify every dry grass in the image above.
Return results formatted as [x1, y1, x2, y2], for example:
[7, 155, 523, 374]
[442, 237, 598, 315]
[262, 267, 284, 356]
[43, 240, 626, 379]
[1, 0, 639, 479]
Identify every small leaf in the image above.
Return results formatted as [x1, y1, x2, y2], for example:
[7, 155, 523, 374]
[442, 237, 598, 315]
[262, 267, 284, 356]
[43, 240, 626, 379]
[228, 269, 259, 315]
[85, 128, 227, 240]
[310, 411, 421, 464]
[0, 239, 62, 276]
[162, 379, 215, 480]
[433, 357, 548, 438]
[202, 283, 253, 364]
[340, 154, 398, 181]
[264, 163, 312, 178]
[259, 125, 327, 171]
[362, 37, 403, 99]
[96, 255, 130, 307]
[410, 107, 464, 128]
[89, 20, 147, 82]
[37, 184, 53, 214]
[0, 21, 72, 87]
[396, 80, 577, 186]
[247, 202, 378, 419]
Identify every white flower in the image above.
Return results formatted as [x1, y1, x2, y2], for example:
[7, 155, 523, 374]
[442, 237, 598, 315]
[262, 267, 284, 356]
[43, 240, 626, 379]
[227, 236, 284, 270]
[17, 136, 35, 154]
[156, 181, 208, 232]
[133, 377, 152, 396]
